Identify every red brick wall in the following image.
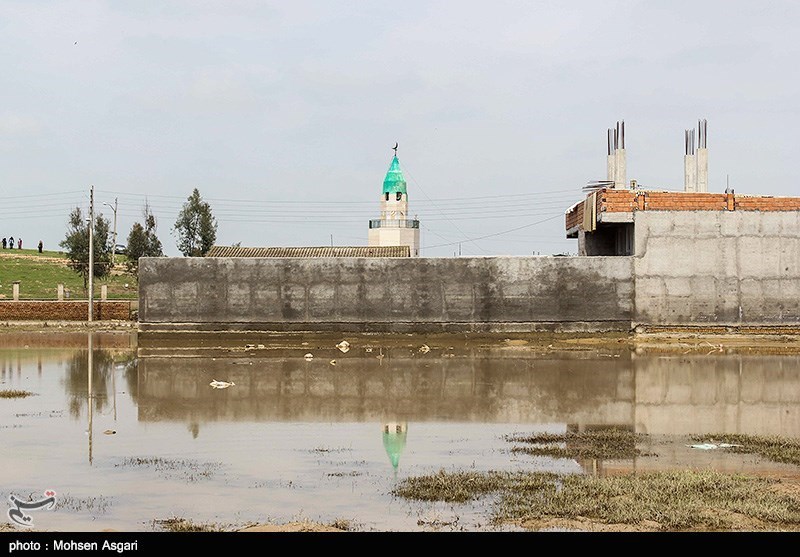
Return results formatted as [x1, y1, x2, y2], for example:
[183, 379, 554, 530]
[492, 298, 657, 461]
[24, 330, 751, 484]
[601, 190, 639, 212]
[640, 192, 726, 211]
[565, 200, 584, 230]
[735, 196, 800, 211]
[0, 301, 132, 321]
[565, 189, 800, 232]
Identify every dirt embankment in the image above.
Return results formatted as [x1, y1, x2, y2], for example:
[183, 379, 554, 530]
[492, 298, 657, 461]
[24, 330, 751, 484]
[0, 251, 69, 265]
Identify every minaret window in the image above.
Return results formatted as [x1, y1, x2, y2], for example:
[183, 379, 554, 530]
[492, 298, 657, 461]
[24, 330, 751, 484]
[396, 192, 402, 201]
[385, 193, 390, 201]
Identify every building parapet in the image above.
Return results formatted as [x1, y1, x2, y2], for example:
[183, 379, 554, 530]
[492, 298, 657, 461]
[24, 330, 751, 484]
[566, 188, 800, 238]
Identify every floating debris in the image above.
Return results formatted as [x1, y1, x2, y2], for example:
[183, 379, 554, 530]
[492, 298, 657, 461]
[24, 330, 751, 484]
[336, 340, 351, 353]
[103, 430, 116, 435]
[329, 360, 336, 366]
[244, 344, 256, 350]
[257, 344, 265, 349]
[209, 380, 235, 389]
[304, 353, 314, 361]
[688, 443, 743, 450]
[418, 344, 430, 354]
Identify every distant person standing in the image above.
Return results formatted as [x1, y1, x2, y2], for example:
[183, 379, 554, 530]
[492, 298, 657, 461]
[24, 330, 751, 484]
[18, 238, 22, 249]
[38, 240, 43, 253]
[8, 236, 13, 249]
[1, 238, 5, 249]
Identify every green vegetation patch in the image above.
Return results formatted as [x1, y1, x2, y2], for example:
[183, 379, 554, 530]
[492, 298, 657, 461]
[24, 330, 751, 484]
[506, 428, 644, 460]
[0, 249, 136, 300]
[498, 469, 800, 531]
[392, 469, 558, 503]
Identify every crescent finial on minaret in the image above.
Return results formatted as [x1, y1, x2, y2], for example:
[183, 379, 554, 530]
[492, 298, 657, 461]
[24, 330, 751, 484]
[393, 142, 398, 156]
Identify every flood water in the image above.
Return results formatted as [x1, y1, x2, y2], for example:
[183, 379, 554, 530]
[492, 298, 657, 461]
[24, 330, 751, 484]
[2, 331, 800, 532]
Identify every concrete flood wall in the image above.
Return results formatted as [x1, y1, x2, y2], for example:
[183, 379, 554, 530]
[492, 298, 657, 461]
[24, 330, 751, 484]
[634, 211, 800, 326]
[138, 210, 800, 333]
[138, 256, 634, 333]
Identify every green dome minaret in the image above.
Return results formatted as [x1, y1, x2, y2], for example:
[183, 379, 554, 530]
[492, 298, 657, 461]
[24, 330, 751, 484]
[382, 156, 408, 195]
[368, 143, 420, 257]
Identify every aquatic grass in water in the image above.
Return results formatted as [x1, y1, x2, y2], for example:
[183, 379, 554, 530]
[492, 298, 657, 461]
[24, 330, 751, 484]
[506, 428, 643, 460]
[395, 428, 800, 531]
[0, 390, 35, 399]
[116, 457, 223, 482]
[55, 494, 112, 514]
[153, 517, 232, 532]
[395, 469, 800, 531]
[499, 470, 800, 530]
[692, 434, 800, 466]
[392, 469, 557, 504]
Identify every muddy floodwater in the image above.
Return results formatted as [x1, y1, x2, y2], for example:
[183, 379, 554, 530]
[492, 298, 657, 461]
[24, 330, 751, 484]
[1, 330, 799, 532]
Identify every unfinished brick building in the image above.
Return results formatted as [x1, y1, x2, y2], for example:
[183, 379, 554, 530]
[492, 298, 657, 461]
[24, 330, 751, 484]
[565, 188, 800, 256]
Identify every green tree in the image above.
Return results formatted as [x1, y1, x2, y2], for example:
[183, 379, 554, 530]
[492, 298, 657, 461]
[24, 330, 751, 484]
[125, 202, 164, 274]
[59, 207, 113, 289]
[173, 188, 217, 257]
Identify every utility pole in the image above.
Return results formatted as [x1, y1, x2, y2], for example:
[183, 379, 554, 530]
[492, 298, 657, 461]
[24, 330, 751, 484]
[104, 197, 118, 266]
[88, 185, 94, 322]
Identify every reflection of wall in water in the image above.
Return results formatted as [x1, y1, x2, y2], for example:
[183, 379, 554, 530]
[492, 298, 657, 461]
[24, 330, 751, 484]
[137, 351, 800, 438]
[633, 355, 800, 436]
[136, 351, 634, 427]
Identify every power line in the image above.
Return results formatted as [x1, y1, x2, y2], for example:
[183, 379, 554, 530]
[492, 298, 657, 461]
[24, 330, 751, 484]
[422, 213, 564, 250]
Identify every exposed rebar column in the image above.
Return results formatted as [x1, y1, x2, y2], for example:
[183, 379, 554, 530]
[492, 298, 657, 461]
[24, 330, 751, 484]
[614, 120, 626, 189]
[606, 128, 615, 184]
[684, 128, 696, 192]
[696, 119, 708, 192]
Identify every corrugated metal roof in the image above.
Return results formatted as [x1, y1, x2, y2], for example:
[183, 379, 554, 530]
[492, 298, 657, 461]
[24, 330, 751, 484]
[204, 245, 411, 258]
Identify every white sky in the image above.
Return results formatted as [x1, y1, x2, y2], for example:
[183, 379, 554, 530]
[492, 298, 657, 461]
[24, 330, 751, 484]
[1, 1, 798, 257]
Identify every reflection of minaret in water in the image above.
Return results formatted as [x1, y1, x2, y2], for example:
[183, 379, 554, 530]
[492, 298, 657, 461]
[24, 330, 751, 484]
[382, 421, 408, 475]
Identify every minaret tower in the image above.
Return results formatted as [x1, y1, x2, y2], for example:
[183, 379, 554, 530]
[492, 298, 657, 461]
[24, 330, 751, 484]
[368, 143, 420, 256]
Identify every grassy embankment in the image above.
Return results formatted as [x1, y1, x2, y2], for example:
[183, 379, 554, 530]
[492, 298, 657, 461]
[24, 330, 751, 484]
[0, 248, 137, 300]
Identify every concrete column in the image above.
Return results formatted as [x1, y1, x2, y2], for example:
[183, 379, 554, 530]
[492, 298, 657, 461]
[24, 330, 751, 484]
[607, 154, 615, 184]
[12, 281, 20, 301]
[684, 154, 696, 192]
[614, 148, 626, 189]
[57, 284, 64, 301]
[696, 148, 708, 192]
[101, 285, 108, 301]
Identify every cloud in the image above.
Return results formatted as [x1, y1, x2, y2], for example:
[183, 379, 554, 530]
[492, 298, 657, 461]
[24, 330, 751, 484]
[0, 113, 43, 136]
